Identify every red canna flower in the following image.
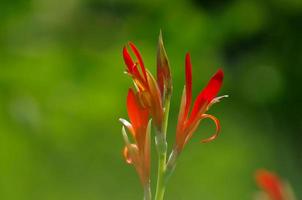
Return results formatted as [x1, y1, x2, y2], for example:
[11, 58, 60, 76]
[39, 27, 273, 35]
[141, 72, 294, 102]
[121, 33, 228, 199]
[120, 32, 226, 200]
[123, 43, 163, 131]
[255, 170, 284, 200]
[119, 89, 151, 186]
[174, 53, 225, 153]
[254, 169, 297, 200]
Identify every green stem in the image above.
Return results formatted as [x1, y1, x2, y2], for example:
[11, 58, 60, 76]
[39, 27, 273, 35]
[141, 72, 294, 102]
[144, 183, 152, 200]
[154, 150, 166, 200]
[165, 150, 178, 182]
[154, 98, 170, 200]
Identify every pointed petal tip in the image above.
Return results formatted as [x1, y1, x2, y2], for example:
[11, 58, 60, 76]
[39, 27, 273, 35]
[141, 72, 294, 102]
[119, 118, 129, 126]
[185, 53, 192, 75]
[255, 169, 281, 187]
[255, 169, 284, 200]
[127, 42, 148, 82]
[157, 32, 165, 51]
[122, 45, 129, 56]
[255, 169, 279, 182]
[123, 46, 135, 73]
[214, 69, 224, 81]
[185, 53, 192, 76]
[123, 146, 133, 164]
[159, 30, 163, 41]
[185, 52, 191, 60]
[183, 52, 192, 119]
[128, 42, 136, 49]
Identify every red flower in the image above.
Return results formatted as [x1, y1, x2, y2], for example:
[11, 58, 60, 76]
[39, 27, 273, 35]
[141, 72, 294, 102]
[120, 89, 151, 185]
[175, 53, 224, 152]
[123, 43, 163, 130]
[255, 170, 284, 200]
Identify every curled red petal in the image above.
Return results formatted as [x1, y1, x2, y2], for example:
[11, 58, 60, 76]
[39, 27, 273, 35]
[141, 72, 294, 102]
[123, 144, 139, 164]
[189, 69, 224, 123]
[129, 42, 148, 84]
[199, 114, 221, 143]
[123, 146, 133, 164]
[255, 170, 284, 200]
[184, 53, 192, 120]
[123, 46, 134, 73]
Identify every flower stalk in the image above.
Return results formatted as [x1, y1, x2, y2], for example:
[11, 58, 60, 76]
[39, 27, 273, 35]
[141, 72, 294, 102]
[154, 140, 167, 200]
[154, 31, 171, 200]
[154, 102, 170, 200]
[144, 182, 152, 200]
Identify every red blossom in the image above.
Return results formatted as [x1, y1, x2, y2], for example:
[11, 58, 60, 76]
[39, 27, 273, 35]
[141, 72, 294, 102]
[120, 89, 151, 185]
[256, 170, 284, 200]
[122, 43, 163, 130]
[175, 53, 224, 152]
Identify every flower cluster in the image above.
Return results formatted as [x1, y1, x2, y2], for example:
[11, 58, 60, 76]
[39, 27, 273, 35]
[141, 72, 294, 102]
[119, 32, 226, 199]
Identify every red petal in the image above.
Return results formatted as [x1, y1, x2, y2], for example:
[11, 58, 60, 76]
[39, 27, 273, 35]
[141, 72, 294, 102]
[184, 53, 192, 120]
[189, 69, 224, 123]
[182, 114, 220, 149]
[126, 89, 149, 131]
[202, 69, 224, 101]
[199, 114, 221, 143]
[255, 170, 284, 200]
[129, 42, 148, 84]
[123, 46, 134, 73]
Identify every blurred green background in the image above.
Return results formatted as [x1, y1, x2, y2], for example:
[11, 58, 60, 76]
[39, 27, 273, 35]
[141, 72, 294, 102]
[0, 0, 301, 199]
